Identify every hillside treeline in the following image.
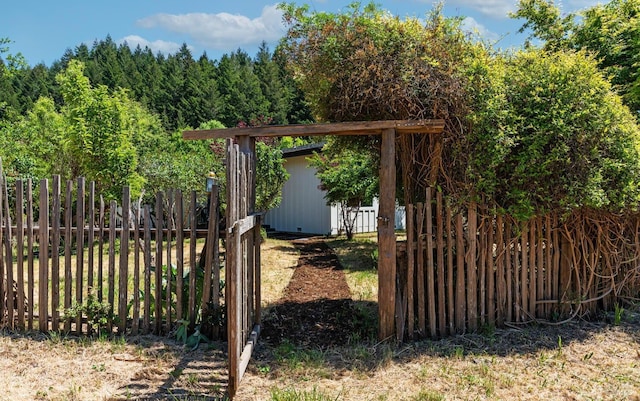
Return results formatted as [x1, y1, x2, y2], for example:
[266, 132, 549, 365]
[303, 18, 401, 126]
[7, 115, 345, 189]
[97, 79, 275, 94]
[0, 36, 313, 131]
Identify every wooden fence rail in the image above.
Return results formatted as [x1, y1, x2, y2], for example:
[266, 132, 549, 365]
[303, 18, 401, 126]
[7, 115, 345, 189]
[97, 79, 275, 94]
[0, 175, 222, 337]
[398, 187, 640, 341]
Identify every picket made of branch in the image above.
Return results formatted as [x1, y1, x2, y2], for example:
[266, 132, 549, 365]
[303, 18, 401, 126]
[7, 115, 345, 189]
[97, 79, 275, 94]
[0, 173, 221, 337]
[398, 189, 639, 341]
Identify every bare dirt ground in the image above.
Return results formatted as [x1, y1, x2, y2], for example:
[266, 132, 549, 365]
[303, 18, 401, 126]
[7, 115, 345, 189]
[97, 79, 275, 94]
[1, 237, 639, 400]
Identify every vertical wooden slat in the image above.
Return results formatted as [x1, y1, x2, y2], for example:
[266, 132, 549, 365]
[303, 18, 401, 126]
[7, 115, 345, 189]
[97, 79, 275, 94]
[165, 191, 173, 333]
[189, 191, 197, 329]
[143, 205, 152, 333]
[466, 202, 477, 331]
[2, 170, 13, 328]
[552, 215, 560, 314]
[425, 190, 436, 337]
[253, 214, 261, 327]
[537, 216, 545, 317]
[520, 222, 529, 321]
[378, 128, 396, 341]
[455, 212, 465, 333]
[27, 180, 35, 330]
[38, 179, 49, 332]
[211, 186, 221, 339]
[154, 192, 163, 334]
[478, 205, 487, 326]
[176, 190, 184, 323]
[189, 191, 197, 330]
[108, 200, 117, 333]
[496, 214, 506, 325]
[406, 204, 415, 338]
[63, 181, 72, 333]
[488, 213, 497, 324]
[98, 196, 105, 302]
[202, 188, 216, 321]
[528, 219, 537, 318]
[51, 176, 61, 330]
[514, 220, 521, 323]
[0, 165, 5, 327]
[491, 215, 502, 325]
[436, 191, 446, 336]
[75, 177, 85, 332]
[87, 182, 95, 291]
[227, 140, 240, 398]
[545, 215, 553, 317]
[118, 186, 130, 333]
[416, 202, 425, 335]
[504, 218, 512, 323]
[16, 180, 25, 329]
[446, 206, 454, 334]
[132, 197, 141, 335]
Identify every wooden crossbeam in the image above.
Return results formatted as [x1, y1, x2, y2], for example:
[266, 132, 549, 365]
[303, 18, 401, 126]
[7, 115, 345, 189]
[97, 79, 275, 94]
[183, 119, 444, 140]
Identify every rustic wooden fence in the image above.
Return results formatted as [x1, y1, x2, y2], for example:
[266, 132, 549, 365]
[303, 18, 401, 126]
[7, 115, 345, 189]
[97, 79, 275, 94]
[397, 187, 640, 341]
[0, 174, 222, 336]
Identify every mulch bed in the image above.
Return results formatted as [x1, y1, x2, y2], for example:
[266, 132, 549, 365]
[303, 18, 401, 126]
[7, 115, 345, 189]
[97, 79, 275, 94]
[260, 237, 373, 348]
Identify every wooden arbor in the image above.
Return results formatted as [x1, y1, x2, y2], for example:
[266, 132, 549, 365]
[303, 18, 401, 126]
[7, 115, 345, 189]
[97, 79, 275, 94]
[183, 119, 444, 397]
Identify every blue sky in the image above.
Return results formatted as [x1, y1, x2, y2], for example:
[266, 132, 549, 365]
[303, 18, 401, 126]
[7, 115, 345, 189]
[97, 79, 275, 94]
[2, 0, 604, 66]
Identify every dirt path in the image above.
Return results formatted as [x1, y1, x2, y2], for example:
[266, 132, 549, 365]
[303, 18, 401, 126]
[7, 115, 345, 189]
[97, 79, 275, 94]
[260, 237, 369, 348]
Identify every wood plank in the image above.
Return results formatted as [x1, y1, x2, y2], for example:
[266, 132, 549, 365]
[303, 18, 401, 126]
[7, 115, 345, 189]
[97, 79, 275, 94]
[189, 191, 197, 330]
[425, 190, 437, 337]
[485, 209, 504, 326]
[446, 206, 454, 334]
[38, 179, 49, 332]
[496, 214, 506, 325]
[514, 219, 521, 323]
[520, 222, 529, 321]
[455, 213, 466, 333]
[545, 215, 553, 317]
[155, 192, 163, 334]
[416, 202, 425, 335]
[183, 119, 445, 140]
[253, 214, 261, 327]
[466, 202, 478, 331]
[478, 204, 487, 326]
[63, 181, 72, 332]
[118, 186, 130, 333]
[504, 218, 512, 323]
[537, 216, 545, 317]
[436, 192, 445, 336]
[98, 196, 105, 302]
[27, 180, 36, 330]
[211, 186, 221, 339]
[132, 197, 141, 335]
[406, 204, 415, 338]
[492, 215, 502, 325]
[15, 180, 25, 330]
[108, 200, 117, 334]
[165, 190, 173, 334]
[528, 219, 536, 318]
[202, 189, 215, 320]
[237, 324, 261, 384]
[51, 177, 61, 331]
[378, 128, 396, 341]
[2, 170, 13, 328]
[176, 190, 184, 323]
[0, 164, 4, 327]
[143, 205, 152, 333]
[552, 215, 560, 314]
[87, 182, 95, 290]
[75, 177, 85, 332]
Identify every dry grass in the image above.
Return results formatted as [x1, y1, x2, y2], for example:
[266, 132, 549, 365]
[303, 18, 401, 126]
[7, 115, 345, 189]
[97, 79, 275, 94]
[2, 237, 640, 401]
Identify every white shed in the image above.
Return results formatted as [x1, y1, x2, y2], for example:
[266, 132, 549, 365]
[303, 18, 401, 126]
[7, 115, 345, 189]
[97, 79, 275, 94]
[264, 143, 405, 235]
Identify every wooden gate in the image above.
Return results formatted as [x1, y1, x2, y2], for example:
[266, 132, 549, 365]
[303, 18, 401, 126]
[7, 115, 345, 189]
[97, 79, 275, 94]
[225, 137, 262, 398]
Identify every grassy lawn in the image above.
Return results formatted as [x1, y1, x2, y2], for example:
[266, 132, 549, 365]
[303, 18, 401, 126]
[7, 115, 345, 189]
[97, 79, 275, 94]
[1, 236, 639, 400]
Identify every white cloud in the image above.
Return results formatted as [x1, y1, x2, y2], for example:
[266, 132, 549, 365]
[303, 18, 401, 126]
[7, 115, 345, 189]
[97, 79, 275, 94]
[136, 4, 285, 50]
[461, 17, 501, 42]
[118, 35, 184, 55]
[445, 0, 515, 19]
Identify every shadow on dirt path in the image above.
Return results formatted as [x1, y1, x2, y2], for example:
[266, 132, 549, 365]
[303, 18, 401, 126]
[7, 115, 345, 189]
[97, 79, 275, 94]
[261, 237, 377, 348]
